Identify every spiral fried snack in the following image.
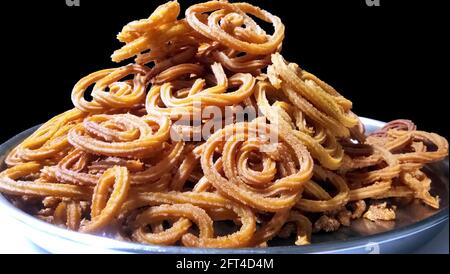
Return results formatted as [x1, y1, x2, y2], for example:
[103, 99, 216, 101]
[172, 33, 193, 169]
[255, 80, 345, 170]
[0, 1, 448, 248]
[201, 120, 313, 212]
[68, 113, 170, 158]
[71, 65, 149, 113]
[80, 166, 130, 233]
[185, 1, 284, 55]
[5, 109, 86, 166]
[268, 53, 359, 138]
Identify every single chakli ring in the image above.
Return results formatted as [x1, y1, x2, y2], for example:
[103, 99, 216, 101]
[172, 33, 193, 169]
[80, 166, 130, 233]
[146, 62, 255, 119]
[121, 191, 256, 248]
[6, 109, 86, 166]
[71, 64, 149, 113]
[131, 204, 213, 245]
[269, 53, 359, 138]
[200, 120, 313, 212]
[186, 1, 285, 55]
[381, 130, 448, 165]
[67, 113, 170, 158]
[255, 81, 345, 170]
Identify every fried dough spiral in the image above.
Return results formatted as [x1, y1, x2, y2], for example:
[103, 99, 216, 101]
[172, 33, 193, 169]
[68, 113, 170, 158]
[201, 120, 313, 212]
[5, 109, 86, 166]
[71, 65, 149, 113]
[80, 166, 130, 232]
[0, 0, 447, 248]
[186, 1, 284, 55]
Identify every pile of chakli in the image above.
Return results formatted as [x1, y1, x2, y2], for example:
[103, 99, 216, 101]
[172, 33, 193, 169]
[0, 1, 448, 248]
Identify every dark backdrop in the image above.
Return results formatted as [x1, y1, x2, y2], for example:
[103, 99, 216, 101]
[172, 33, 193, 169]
[1, 0, 448, 143]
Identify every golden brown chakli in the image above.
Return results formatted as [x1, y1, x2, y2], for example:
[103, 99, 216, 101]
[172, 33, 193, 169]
[0, 1, 448, 248]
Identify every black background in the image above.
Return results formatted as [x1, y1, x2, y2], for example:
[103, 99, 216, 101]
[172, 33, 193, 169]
[0, 0, 448, 143]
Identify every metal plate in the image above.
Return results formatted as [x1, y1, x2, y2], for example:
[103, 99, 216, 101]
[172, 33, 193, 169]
[0, 117, 448, 253]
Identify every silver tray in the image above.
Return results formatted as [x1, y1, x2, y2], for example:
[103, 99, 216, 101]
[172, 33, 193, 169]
[0, 117, 448, 253]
